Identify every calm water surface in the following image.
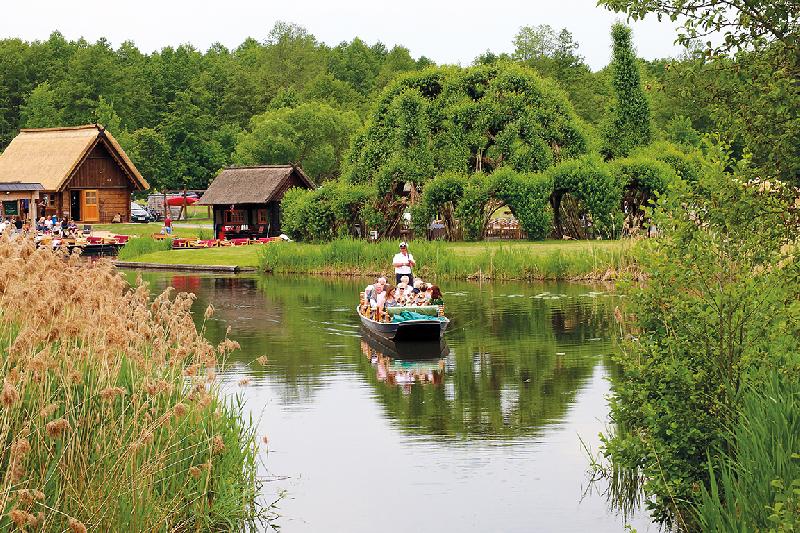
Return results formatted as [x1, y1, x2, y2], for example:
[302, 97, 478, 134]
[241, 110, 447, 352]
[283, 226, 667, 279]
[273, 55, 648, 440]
[127, 272, 653, 533]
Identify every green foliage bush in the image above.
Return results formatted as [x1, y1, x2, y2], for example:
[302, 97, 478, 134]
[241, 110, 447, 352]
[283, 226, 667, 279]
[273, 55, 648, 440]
[611, 154, 678, 195]
[630, 141, 703, 183]
[232, 102, 359, 182]
[547, 154, 622, 236]
[600, 143, 800, 527]
[414, 172, 467, 236]
[281, 182, 375, 241]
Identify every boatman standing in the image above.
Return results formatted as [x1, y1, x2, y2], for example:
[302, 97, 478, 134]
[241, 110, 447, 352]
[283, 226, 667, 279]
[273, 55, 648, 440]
[393, 242, 415, 285]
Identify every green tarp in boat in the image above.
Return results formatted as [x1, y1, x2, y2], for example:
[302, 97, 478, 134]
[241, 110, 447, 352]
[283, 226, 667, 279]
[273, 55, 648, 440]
[391, 310, 447, 323]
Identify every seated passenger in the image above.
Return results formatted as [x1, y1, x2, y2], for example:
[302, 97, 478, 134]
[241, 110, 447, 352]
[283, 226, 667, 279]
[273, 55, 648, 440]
[412, 279, 424, 294]
[370, 282, 386, 310]
[414, 290, 430, 306]
[429, 285, 444, 306]
[384, 286, 399, 308]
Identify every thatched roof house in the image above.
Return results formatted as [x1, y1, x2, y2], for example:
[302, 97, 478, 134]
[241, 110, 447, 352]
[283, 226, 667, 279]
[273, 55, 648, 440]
[0, 124, 148, 223]
[199, 165, 314, 239]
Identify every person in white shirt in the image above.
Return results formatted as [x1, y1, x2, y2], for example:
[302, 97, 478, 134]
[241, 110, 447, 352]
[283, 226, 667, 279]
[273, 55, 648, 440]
[369, 282, 386, 310]
[392, 242, 415, 284]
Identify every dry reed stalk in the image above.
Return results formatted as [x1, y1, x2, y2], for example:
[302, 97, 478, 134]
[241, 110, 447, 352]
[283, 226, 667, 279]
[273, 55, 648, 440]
[0, 234, 257, 530]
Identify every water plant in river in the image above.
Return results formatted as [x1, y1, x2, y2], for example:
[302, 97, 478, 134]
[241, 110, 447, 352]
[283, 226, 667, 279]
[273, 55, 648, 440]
[598, 143, 800, 528]
[0, 235, 262, 530]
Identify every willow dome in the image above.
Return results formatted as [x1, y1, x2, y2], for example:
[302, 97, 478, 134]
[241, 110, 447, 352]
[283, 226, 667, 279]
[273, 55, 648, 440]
[343, 63, 589, 192]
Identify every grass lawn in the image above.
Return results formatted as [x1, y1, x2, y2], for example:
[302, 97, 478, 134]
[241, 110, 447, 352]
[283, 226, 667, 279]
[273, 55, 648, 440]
[127, 246, 262, 267]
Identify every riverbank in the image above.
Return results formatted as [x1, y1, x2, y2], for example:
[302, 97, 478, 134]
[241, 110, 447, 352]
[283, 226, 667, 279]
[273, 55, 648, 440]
[118, 239, 636, 280]
[0, 238, 261, 530]
[259, 239, 636, 281]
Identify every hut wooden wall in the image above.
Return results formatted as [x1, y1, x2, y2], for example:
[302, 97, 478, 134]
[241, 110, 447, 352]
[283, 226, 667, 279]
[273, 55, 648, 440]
[57, 141, 134, 223]
[69, 143, 131, 189]
[98, 189, 131, 223]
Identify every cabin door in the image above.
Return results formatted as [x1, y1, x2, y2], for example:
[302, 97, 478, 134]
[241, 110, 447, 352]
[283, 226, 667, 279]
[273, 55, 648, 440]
[70, 191, 81, 221]
[80, 190, 99, 222]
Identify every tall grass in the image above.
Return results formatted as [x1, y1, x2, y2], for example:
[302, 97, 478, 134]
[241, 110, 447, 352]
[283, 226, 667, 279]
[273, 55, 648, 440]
[0, 235, 261, 530]
[696, 373, 800, 531]
[258, 238, 637, 281]
[117, 236, 172, 260]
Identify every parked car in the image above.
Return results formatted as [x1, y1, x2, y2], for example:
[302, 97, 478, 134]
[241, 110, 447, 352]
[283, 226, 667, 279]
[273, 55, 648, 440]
[130, 202, 153, 223]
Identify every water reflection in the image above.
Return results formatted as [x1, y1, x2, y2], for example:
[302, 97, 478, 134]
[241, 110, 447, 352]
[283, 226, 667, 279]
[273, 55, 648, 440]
[122, 270, 652, 532]
[360, 335, 446, 392]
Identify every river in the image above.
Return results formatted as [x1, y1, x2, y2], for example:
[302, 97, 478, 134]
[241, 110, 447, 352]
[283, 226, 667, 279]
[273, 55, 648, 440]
[125, 271, 653, 532]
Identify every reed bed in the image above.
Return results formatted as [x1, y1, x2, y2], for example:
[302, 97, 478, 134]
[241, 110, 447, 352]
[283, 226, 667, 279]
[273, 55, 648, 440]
[116, 236, 172, 260]
[259, 239, 637, 281]
[0, 235, 260, 531]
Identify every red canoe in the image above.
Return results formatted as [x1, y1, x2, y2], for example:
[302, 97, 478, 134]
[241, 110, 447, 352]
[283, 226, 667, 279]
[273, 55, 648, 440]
[165, 196, 198, 206]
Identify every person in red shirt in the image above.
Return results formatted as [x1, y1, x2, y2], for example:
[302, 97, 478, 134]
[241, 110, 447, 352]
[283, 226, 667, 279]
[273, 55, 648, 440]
[163, 213, 173, 235]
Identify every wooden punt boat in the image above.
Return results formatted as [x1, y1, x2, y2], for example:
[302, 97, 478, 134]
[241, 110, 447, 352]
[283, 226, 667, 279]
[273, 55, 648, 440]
[357, 305, 449, 342]
[361, 329, 449, 359]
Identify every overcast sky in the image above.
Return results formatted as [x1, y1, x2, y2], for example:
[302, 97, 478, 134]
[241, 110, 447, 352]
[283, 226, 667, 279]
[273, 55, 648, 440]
[1, 0, 685, 70]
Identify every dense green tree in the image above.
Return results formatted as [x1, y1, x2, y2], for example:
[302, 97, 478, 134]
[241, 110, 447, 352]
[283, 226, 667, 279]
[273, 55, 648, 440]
[127, 128, 174, 190]
[345, 63, 588, 190]
[232, 102, 359, 182]
[19, 81, 62, 128]
[511, 25, 611, 125]
[160, 89, 227, 189]
[601, 0, 799, 181]
[328, 38, 384, 96]
[601, 23, 652, 159]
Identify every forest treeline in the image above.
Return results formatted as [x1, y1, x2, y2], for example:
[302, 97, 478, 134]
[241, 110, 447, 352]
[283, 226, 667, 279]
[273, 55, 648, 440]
[0, 20, 795, 191]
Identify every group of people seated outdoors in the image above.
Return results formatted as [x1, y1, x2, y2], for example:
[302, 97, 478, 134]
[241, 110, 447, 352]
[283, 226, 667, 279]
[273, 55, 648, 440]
[363, 276, 443, 311]
[0, 215, 79, 237]
[35, 215, 80, 237]
[0, 216, 25, 235]
[360, 242, 444, 321]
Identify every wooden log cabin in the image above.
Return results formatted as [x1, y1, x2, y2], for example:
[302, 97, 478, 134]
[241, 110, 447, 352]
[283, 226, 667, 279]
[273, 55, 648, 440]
[199, 165, 315, 240]
[0, 124, 149, 223]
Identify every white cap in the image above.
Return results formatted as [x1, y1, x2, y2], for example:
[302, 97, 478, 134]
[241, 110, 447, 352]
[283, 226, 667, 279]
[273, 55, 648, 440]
[399, 241, 408, 248]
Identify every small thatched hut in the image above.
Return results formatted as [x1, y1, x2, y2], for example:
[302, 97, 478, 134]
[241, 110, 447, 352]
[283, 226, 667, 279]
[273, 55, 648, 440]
[0, 124, 149, 223]
[199, 165, 315, 240]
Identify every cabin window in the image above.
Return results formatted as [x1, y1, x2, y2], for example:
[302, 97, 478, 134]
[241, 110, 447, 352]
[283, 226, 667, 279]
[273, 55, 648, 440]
[224, 210, 246, 224]
[256, 208, 269, 224]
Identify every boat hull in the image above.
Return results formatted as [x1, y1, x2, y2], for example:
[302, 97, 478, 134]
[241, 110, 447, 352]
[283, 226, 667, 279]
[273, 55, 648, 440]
[357, 307, 449, 342]
[361, 329, 449, 359]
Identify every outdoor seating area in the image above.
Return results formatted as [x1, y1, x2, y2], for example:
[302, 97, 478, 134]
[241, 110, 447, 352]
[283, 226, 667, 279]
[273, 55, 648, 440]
[170, 236, 283, 249]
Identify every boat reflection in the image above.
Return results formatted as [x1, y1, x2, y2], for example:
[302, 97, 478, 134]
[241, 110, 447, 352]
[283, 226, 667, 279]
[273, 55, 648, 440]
[360, 335, 446, 393]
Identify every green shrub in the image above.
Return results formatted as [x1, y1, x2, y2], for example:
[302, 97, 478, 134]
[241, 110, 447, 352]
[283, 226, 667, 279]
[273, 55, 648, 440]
[547, 154, 622, 237]
[600, 142, 800, 527]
